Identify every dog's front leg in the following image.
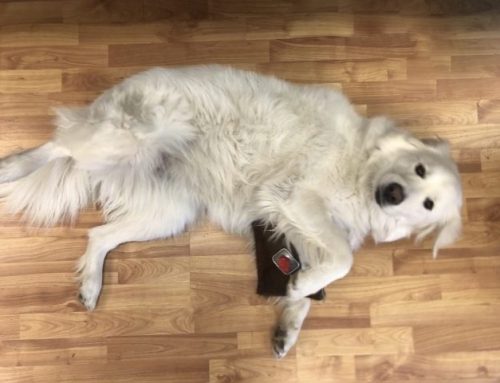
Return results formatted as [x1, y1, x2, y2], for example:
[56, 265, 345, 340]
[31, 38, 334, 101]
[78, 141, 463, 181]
[272, 236, 351, 358]
[269, 188, 353, 357]
[279, 190, 353, 299]
[287, 243, 353, 300]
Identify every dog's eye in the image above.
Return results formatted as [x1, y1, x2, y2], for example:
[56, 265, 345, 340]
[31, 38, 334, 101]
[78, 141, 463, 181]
[424, 198, 434, 210]
[415, 164, 426, 178]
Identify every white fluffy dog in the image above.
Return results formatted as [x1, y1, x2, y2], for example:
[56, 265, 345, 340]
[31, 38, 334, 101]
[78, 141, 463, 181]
[0, 65, 462, 357]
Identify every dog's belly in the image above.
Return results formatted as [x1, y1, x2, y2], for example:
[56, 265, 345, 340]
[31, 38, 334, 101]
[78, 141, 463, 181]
[54, 66, 365, 234]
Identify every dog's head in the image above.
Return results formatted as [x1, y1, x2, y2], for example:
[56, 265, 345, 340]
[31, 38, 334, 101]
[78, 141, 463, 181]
[365, 118, 462, 257]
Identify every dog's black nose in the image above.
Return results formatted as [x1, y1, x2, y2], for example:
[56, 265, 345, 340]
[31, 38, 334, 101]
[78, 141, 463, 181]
[376, 183, 405, 206]
[381, 182, 405, 205]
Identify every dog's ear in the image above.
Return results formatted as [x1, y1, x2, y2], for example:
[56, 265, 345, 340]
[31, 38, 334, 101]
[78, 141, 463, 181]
[432, 211, 462, 258]
[366, 117, 396, 150]
[367, 117, 420, 153]
[421, 137, 451, 157]
[376, 132, 421, 154]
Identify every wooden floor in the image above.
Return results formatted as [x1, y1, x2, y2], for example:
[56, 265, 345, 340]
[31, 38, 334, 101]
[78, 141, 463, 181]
[1, 1, 500, 382]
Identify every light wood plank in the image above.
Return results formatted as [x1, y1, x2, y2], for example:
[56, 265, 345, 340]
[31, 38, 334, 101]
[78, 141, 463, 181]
[481, 148, 500, 171]
[109, 41, 270, 67]
[257, 59, 405, 83]
[20, 308, 194, 339]
[467, 198, 500, 222]
[0, 1, 63, 25]
[371, 299, 500, 327]
[0, 46, 108, 70]
[326, 274, 441, 303]
[408, 123, 500, 148]
[367, 101, 478, 126]
[437, 78, 500, 100]
[462, 172, 500, 198]
[0, 338, 107, 367]
[356, 351, 500, 381]
[0, 24, 78, 47]
[209, 357, 297, 383]
[31, 360, 208, 383]
[343, 80, 436, 103]
[0, 70, 61, 93]
[478, 99, 500, 123]
[297, 327, 414, 357]
[297, 355, 356, 383]
[194, 305, 277, 334]
[270, 35, 417, 62]
[107, 334, 237, 361]
[414, 325, 500, 353]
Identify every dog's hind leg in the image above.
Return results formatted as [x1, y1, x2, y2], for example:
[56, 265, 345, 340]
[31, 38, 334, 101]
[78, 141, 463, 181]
[272, 297, 311, 358]
[77, 195, 199, 310]
[0, 142, 67, 183]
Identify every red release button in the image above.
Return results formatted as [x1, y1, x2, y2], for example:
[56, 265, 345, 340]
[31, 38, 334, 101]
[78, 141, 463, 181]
[272, 249, 300, 275]
[277, 255, 291, 274]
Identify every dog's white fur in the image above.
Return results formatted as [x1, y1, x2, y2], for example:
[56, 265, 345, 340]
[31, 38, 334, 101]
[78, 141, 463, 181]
[0, 65, 462, 357]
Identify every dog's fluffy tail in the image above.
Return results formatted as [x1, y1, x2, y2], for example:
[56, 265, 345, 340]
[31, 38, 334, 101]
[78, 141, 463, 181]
[0, 157, 91, 227]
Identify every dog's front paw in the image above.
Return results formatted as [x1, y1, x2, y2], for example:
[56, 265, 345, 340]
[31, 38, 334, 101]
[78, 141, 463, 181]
[272, 326, 289, 358]
[78, 277, 101, 311]
[272, 325, 299, 359]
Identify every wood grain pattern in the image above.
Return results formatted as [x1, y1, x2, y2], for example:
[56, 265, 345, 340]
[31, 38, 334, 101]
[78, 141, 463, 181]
[209, 357, 297, 383]
[1, 1, 499, 382]
[0, 69, 61, 93]
[481, 148, 500, 171]
[0, 24, 78, 47]
[0, 46, 108, 70]
[297, 355, 356, 383]
[108, 40, 270, 67]
[367, 100, 478, 126]
[296, 327, 414, 357]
